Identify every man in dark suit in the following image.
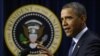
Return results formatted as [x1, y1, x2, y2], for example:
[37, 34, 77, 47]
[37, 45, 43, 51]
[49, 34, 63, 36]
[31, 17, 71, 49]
[35, 2, 100, 56]
[61, 2, 100, 56]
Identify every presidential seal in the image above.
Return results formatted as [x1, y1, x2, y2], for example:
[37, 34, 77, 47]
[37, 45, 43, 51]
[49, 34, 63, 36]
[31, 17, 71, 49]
[4, 4, 62, 56]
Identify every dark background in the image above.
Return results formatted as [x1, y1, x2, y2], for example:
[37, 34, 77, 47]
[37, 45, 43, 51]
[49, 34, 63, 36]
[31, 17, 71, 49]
[1, 0, 100, 56]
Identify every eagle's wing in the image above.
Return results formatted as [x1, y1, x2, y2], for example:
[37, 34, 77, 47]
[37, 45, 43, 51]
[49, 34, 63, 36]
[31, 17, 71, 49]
[37, 26, 44, 38]
[23, 25, 29, 38]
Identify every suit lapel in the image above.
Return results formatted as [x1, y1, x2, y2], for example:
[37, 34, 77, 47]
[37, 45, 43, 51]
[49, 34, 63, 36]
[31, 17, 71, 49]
[72, 30, 89, 56]
[72, 41, 82, 56]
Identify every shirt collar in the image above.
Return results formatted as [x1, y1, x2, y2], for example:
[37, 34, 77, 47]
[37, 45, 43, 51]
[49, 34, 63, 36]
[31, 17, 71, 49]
[73, 27, 88, 44]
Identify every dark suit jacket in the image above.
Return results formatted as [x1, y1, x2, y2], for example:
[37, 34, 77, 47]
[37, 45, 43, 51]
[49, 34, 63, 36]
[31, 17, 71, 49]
[72, 30, 100, 56]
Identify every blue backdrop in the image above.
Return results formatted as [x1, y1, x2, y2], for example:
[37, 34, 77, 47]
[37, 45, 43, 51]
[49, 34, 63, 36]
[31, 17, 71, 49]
[1, 0, 100, 56]
[0, 0, 3, 56]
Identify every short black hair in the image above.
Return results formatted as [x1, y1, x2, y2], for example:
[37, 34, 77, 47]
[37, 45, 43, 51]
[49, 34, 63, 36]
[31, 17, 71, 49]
[62, 2, 87, 17]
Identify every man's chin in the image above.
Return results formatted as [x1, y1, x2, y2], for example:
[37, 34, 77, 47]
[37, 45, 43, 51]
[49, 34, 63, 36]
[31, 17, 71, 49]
[65, 33, 73, 37]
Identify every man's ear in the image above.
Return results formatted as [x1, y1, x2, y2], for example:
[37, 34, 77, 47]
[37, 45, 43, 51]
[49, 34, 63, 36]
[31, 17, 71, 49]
[80, 15, 87, 23]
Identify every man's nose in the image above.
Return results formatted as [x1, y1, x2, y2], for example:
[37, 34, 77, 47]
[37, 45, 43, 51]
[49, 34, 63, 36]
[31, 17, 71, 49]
[62, 19, 68, 26]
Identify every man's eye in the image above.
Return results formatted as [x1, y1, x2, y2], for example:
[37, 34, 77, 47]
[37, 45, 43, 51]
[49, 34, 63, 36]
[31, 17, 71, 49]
[65, 16, 73, 19]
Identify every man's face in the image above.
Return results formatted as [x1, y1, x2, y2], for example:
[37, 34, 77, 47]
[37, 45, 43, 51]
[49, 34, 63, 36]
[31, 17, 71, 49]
[61, 8, 85, 37]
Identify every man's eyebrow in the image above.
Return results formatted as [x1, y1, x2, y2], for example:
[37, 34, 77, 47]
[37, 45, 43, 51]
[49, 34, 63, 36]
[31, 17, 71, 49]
[65, 16, 73, 18]
[60, 16, 73, 19]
